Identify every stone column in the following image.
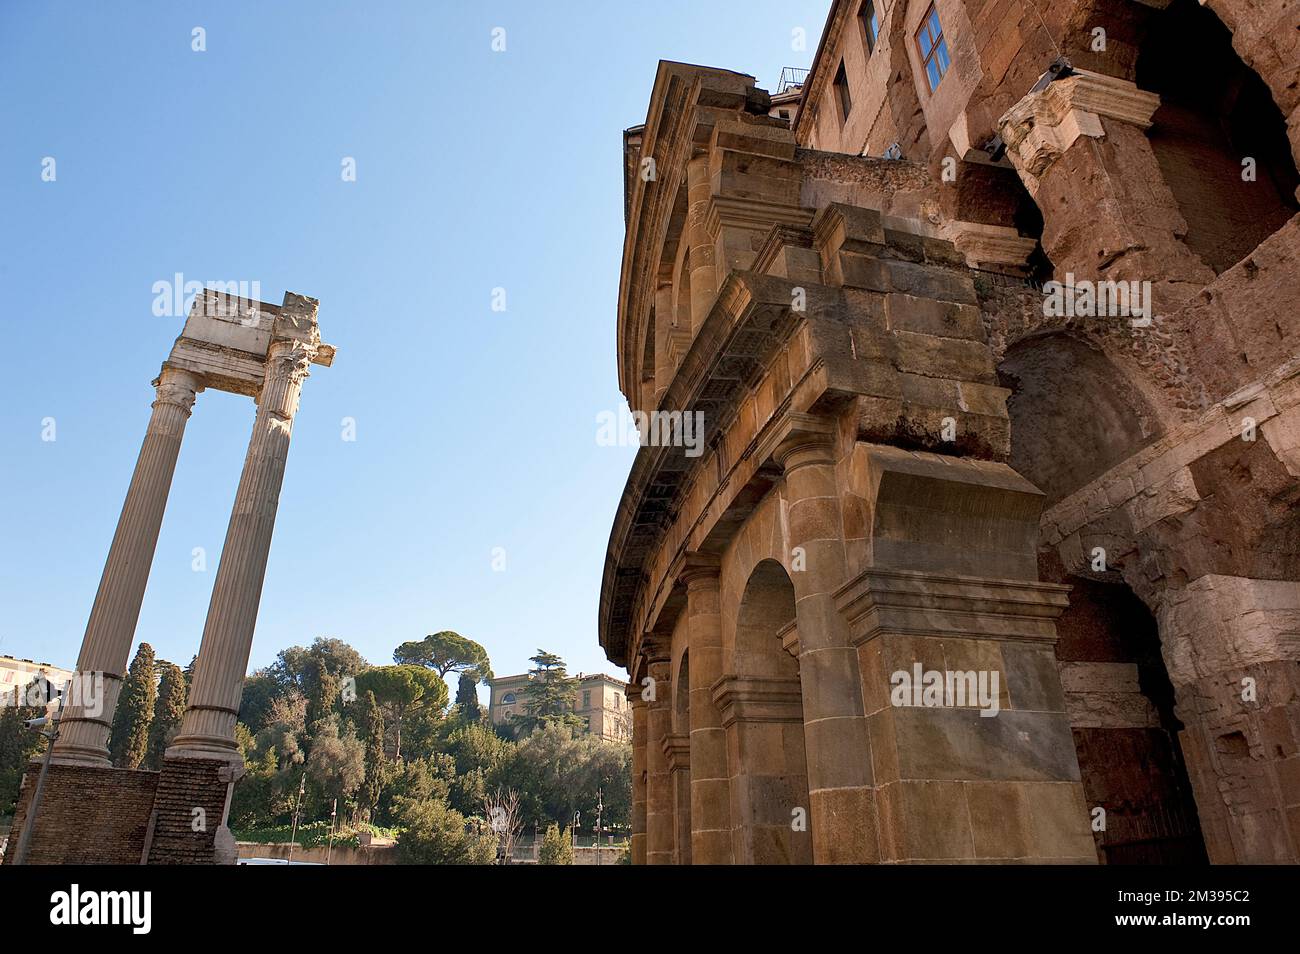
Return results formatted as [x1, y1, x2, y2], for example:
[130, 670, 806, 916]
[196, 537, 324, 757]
[628, 685, 648, 865]
[168, 333, 317, 763]
[54, 365, 202, 765]
[685, 153, 718, 334]
[681, 556, 733, 863]
[644, 656, 674, 865]
[998, 68, 1215, 314]
[663, 733, 692, 865]
[1155, 575, 1300, 863]
[768, 413, 880, 864]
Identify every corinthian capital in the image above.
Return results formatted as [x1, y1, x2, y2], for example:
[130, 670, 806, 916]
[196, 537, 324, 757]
[152, 366, 202, 413]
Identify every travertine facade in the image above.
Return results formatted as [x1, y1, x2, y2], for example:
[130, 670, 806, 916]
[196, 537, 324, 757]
[601, 0, 1300, 864]
[8, 289, 332, 866]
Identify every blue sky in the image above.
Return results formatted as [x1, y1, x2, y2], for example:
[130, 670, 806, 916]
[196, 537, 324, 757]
[0, 0, 826, 692]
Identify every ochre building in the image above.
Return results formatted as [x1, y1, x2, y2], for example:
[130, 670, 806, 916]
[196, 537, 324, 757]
[599, 0, 1300, 864]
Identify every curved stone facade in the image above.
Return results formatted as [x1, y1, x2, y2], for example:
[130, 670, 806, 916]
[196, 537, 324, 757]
[602, 0, 1300, 864]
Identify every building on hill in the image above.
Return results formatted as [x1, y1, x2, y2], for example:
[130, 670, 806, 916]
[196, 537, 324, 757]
[487, 672, 631, 741]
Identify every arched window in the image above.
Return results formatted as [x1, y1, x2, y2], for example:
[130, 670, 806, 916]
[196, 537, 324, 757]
[501, 692, 516, 705]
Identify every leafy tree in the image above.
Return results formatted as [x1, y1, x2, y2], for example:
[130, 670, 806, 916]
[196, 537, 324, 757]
[393, 631, 492, 683]
[237, 671, 279, 736]
[511, 650, 582, 735]
[109, 642, 156, 769]
[144, 661, 187, 769]
[355, 664, 447, 761]
[359, 691, 387, 821]
[0, 701, 44, 815]
[538, 824, 573, 865]
[306, 713, 365, 807]
[394, 795, 496, 865]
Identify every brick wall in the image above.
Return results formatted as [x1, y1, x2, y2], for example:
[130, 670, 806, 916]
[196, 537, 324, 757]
[146, 757, 232, 865]
[3, 762, 158, 865]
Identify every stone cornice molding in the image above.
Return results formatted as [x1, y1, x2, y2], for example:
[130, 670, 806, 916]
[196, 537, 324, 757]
[704, 194, 815, 242]
[710, 674, 805, 727]
[834, 567, 1071, 647]
[618, 63, 761, 399]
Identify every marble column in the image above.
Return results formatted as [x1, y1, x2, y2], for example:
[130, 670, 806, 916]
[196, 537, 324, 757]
[54, 365, 202, 765]
[168, 336, 315, 762]
[628, 685, 648, 865]
[681, 556, 733, 864]
[644, 656, 674, 865]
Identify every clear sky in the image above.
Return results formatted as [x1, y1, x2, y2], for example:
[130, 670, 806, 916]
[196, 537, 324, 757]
[0, 1, 826, 692]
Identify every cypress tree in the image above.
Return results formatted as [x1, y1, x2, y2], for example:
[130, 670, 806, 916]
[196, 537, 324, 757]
[110, 642, 157, 769]
[145, 661, 187, 769]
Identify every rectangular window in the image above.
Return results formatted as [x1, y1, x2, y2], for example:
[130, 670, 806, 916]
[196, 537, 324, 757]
[833, 61, 851, 124]
[861, 0, 880, 54]
[582, 689, 591, 708]
[915, 4, 950, 91]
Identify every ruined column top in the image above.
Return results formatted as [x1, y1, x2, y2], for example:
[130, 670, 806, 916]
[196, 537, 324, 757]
[165, 289, 335, 398]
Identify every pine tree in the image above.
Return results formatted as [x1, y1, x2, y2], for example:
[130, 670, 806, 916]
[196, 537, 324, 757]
[144, 661, 186, 769]
[110, 642, 157, 769]
[513, 650, 582, 735]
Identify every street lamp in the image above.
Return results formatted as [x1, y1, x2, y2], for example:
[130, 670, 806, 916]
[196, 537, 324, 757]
[10, 680, 70, 866]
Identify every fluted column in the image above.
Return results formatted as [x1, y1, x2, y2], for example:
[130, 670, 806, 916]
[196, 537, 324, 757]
[628, 685, 648, 865]
[168, 337, 315, 762]
[644, 656, 674, 865]
[54, 366, 202, 765]
[682, 556, 732, 864]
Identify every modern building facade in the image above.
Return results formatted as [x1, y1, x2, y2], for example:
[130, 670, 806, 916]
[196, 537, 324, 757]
[488, 672, 631, 741]
[600, 0, 1300, 865]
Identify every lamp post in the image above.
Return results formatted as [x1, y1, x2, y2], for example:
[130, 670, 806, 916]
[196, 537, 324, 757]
[11, 680, 70, 866]
[286, 770, 306, 864]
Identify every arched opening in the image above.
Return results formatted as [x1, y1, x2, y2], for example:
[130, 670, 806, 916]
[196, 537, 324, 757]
[1000, 334, 1162, 505]
[1045, 558, 1208, 863]
[1137, 0, 1299, 274]
[726, 559, 812, 864]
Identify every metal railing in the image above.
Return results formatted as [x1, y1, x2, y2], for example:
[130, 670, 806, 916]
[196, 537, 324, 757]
[777, 67, 809, 93]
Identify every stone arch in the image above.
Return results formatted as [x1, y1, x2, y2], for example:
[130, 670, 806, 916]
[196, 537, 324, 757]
[1043, 554, 1209, 864]
[1136, 0, 1299, 274]
[671, 650, 692, 865]
[719, 558, 813, 864]
[1000, 332, 1167, 505]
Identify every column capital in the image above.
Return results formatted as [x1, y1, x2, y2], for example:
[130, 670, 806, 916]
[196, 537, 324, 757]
[625, 681, 648, 709]
[662, 733, 691, 771]
[998, 68, 1160, 189]
[710, 673, 804, 727]
[677, 552, 721, 591]
[152, 365, 202, 414]
[758, 410, 837, 472]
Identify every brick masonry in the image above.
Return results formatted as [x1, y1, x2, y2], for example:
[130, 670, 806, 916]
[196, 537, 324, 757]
[3, 762, 157, 865]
